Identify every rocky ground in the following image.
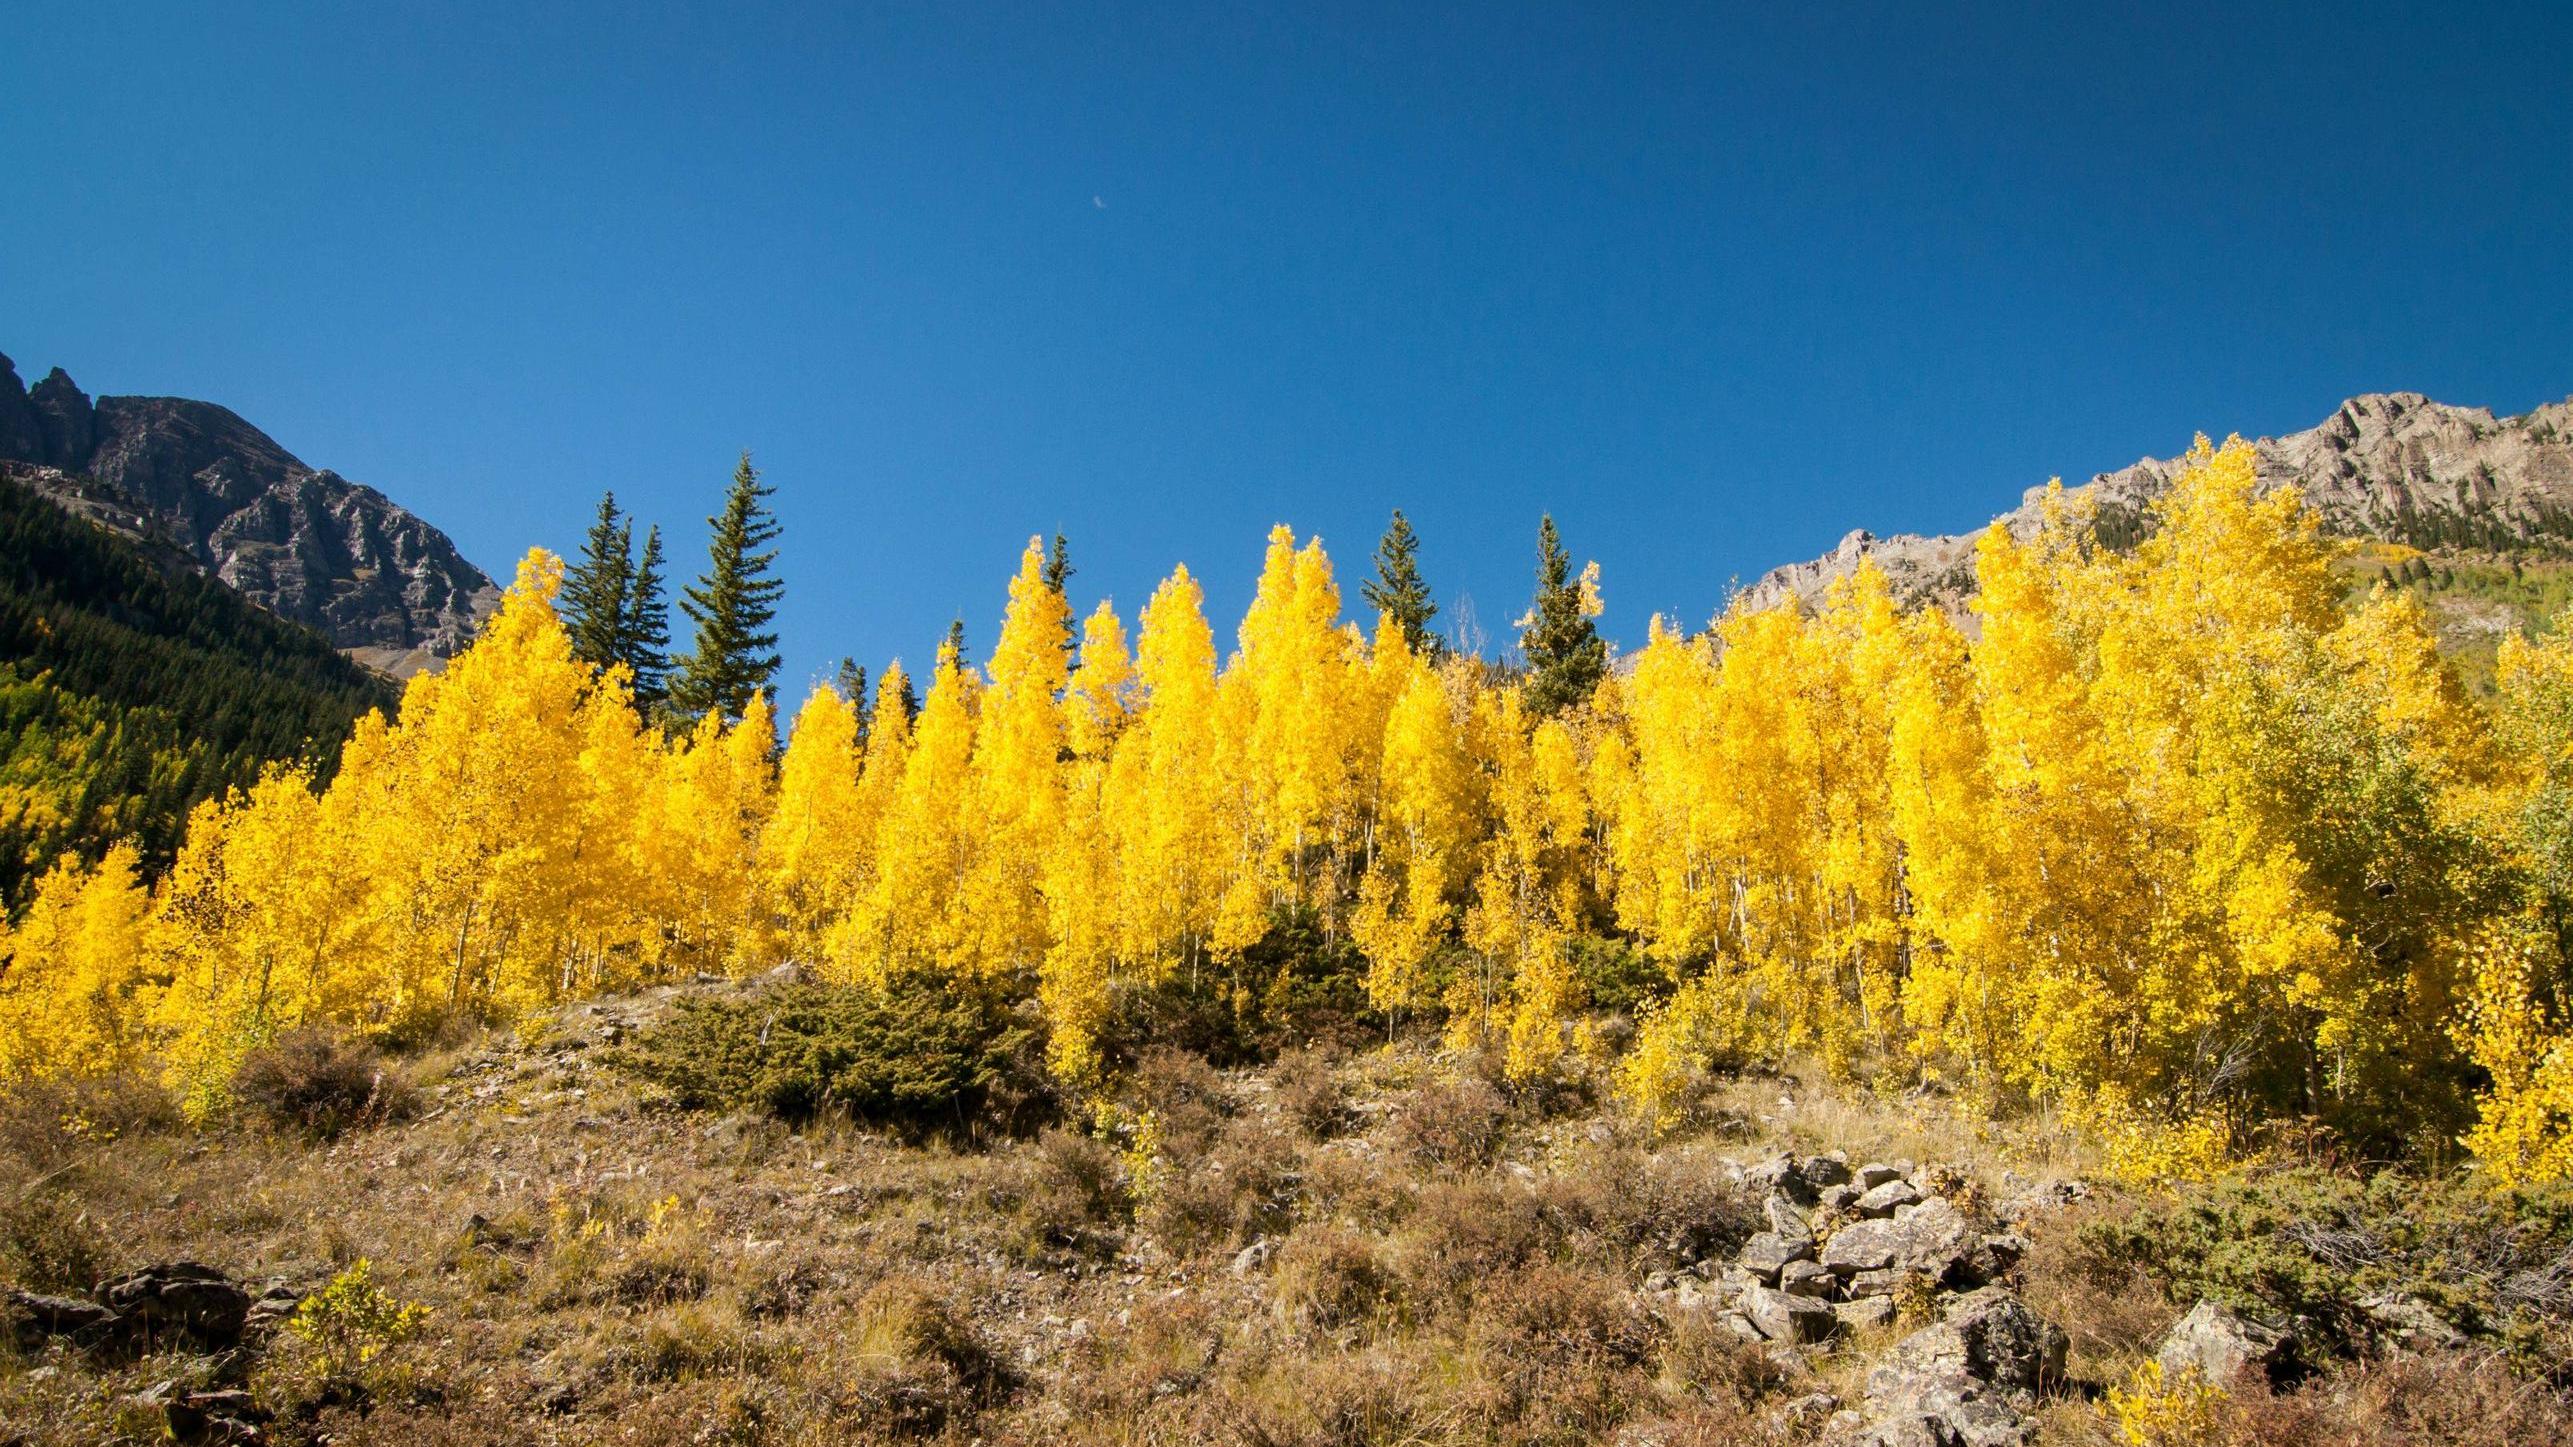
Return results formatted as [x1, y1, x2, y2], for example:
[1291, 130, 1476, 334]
[0, 972, 2565, 1446]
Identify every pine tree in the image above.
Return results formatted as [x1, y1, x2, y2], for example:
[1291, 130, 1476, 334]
[1362, 509, 1439, 654]
[671, 453, 784, 721]
[835, 658, 872, 748]
[624, 524, 672, 710]
[1045, 532, 1078, 660]
[563, 493, 634, 670]
[943, 617, 970, 673]
[1520, 515, 1607, 717]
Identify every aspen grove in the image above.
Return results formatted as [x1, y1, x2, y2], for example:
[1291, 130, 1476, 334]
[5, 438, 2572, 1186]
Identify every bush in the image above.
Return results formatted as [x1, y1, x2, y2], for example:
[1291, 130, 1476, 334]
[1273, 1044, 1351, 1140]
[1272, 1225, 1400, 1333]
[1013, 1128, 1130, 1258]
[232, 1029, 417, 1138]
[2074, 1166, 2573, 1366]
[605, 975, 1049, 1139]
[1386, 1074, 1509, 1168]
[0, 1191, 108, 1293]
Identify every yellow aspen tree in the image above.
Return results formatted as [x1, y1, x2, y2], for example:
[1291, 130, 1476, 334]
[856, 637, 979, 978]
[1221, 526, 1363, 946]
[764, 684, 868, 963]
[959, 539, 1071, 980]
[1042, 604, 1136, 1085]
[1463, 688, 1588, 1078]
[1352, 639, 1477, 1018]
[1110, 566, 1228, 977]
[0, 844, 153, 1079]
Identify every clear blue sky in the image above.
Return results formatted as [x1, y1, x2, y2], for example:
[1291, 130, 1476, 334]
[6, 2, 2568, 692]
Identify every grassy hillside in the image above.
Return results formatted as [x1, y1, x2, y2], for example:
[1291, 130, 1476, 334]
[0, 976, 2563, 1446]
[0, 471, 396, 907]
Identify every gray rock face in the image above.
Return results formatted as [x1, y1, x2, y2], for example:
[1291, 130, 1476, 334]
[1742, 390, 2573, 618]
[2156, 1299, 2298, 1386]
[0, 352, 497, 671]
[1822, 1219, 1901, 1275]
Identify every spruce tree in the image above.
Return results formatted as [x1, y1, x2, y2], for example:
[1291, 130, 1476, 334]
[1362, 508, 1439, 654]
[623, 524, 672, 709]
[562, 492, 634, 670]
[1044, 532, 1078, 660]
[1520, 514, 1607, 717]
[835, 657, 872, 749]
[943, 617, 970, 672]
[670, 453, 784, 722]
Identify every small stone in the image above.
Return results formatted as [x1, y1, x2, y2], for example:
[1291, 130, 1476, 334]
[1763, 1194, 1811, 1235]
[1739, 1230, 1817, 1282]
[1778, 1258, 1837, 1298]
[1835, 1295, 1899, 1331]
[2360, 1292, 2466, 1354]
[1777, 1390, 1842, 1429]
[1820, 1183, 1864, 1211]
[1856, 1162, 1904, 1189]
[1857, 1180, 1922, 1216]
[1800, 1153, 1853, 1189]
[1847, 1267, 1911, 1298]
[2156, 1300, 2297, 1387]
[1742, 1283, 1839, 1344]
[1230, 1238, 1273, 1276]
[1820, 1219, 1900, 1275]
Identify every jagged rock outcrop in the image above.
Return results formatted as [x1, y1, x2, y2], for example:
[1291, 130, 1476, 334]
[0, 351, 497, 673]
[1742, 391, 2573, 615]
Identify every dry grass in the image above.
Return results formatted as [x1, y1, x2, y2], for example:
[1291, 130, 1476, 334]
[0, 979, 2561, 1445]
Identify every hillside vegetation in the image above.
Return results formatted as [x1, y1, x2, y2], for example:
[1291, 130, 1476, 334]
[0, 472, 395, 906]
[7, 435, 2573, 1443]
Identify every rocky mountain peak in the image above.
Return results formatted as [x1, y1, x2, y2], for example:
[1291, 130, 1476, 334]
[0, 351, 497, 674]
[1741, 390, 2573, 617]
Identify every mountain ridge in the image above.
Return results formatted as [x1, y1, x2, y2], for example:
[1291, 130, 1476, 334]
[0, 351, 498, 675]
[1740, 390, 2573, 617]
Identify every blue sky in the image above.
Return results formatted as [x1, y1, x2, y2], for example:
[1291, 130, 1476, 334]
[6, 2, 2568, 692]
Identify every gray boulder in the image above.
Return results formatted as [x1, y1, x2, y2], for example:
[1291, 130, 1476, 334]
[1856, 1289, 2066, 1447]
[1778, 1258, 1837, 1298]
[1742, 1283, 1839, 1344]
[96, 1263, 252, 1346]
[2156, 1299, 2298, 1386]
[1857, 1180, 1923, 1216]
[1739, 1230, 1816, 1282]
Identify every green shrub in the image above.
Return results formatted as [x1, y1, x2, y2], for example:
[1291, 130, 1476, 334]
[605, 974, 1048, 1138]
[2076, 1166, 2573, 1365]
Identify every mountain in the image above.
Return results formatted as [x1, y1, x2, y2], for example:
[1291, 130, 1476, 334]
[0, 470, 397, 905]
[0, 351, 498, 675]
[1742, 391, 2573, 617]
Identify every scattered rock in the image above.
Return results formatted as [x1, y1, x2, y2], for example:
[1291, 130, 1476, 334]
[1776, 1390, 1842, 1429]
[1847, 1267, 1912, 1299]
[2360, 1292, 2466, 1354]
[1778, 1259, 1837, 1298]
[96, 1264, 254, 1347]
[1739, 1230, 1817, 1282]
[2156, 1299, 2298, 1387]
[1763, 1194, 1811, 1235]
[1229, 1238, 1273, 1277]
[1821, 1219, 1900, 1275]
[7, 1289, 116, 1341]
[1835, 1296, 1899, 1331]
[1742, 1284, 1838, 1344]
[1855, 1289, 2066, 1447]
[1856, 1162, 1904, 1190]
[1857, 1180, 1923, 1216]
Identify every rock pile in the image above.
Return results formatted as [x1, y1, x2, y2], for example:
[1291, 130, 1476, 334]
[7, 1263, 298, 1442]
[1680, 1152, 2039, 1349]
[1644, 1151, 2079, 1445]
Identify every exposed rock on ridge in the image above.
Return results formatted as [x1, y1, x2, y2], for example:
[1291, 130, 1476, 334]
[1741, 391, 2573, 615]
[0, 350, 498, 672]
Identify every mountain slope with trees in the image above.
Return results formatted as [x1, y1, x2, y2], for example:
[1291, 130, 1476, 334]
[0, 471, 395, 906]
